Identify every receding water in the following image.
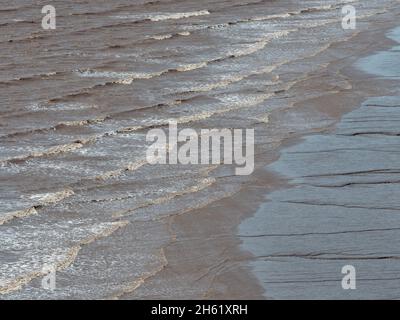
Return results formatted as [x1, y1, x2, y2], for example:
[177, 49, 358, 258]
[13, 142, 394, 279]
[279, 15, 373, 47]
[240, 26, 400, 299]
[356, 26, 400, 78]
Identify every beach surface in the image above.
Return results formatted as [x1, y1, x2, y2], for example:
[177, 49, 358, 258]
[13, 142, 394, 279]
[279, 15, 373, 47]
[1, 0, 399, 299]
[240, 26, 400, 299]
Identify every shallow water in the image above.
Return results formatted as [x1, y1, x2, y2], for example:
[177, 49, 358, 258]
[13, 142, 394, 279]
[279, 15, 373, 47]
[356, 26, 400, 78]
[1, 0, 399, 299]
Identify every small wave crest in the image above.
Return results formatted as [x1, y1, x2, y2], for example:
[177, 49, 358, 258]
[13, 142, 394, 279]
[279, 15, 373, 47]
[0, 189, 74, 226]
[149, 10, 210, 21]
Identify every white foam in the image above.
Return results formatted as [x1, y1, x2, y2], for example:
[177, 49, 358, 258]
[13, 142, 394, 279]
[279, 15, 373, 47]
[252, 13, 292, 21]
[176, 62, 208, 72]
[28, 189, 74, 205]
[150, 31, 191, 41]
[27, 102, 97, 111]
[150, 34, 173, 40]
[149, 10, 210, 22]
[76, 70, 161, 81]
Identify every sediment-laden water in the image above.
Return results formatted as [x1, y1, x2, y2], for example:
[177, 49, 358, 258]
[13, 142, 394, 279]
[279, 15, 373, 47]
[1, 0, 399, 299]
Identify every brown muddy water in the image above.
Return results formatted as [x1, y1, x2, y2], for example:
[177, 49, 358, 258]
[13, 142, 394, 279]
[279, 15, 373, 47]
[0, 0, 399, 299]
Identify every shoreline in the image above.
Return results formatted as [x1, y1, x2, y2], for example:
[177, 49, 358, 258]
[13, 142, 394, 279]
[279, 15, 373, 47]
[125, 11, 400, 299]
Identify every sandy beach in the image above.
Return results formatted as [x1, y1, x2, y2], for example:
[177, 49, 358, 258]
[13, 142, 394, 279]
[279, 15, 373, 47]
[1, 0, 400, 299]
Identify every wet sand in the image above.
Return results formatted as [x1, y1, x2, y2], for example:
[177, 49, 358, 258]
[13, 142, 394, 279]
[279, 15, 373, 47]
[239, 27, 400, 299]
[123, 13, 400, 299]
[1, 1, 400, 299]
